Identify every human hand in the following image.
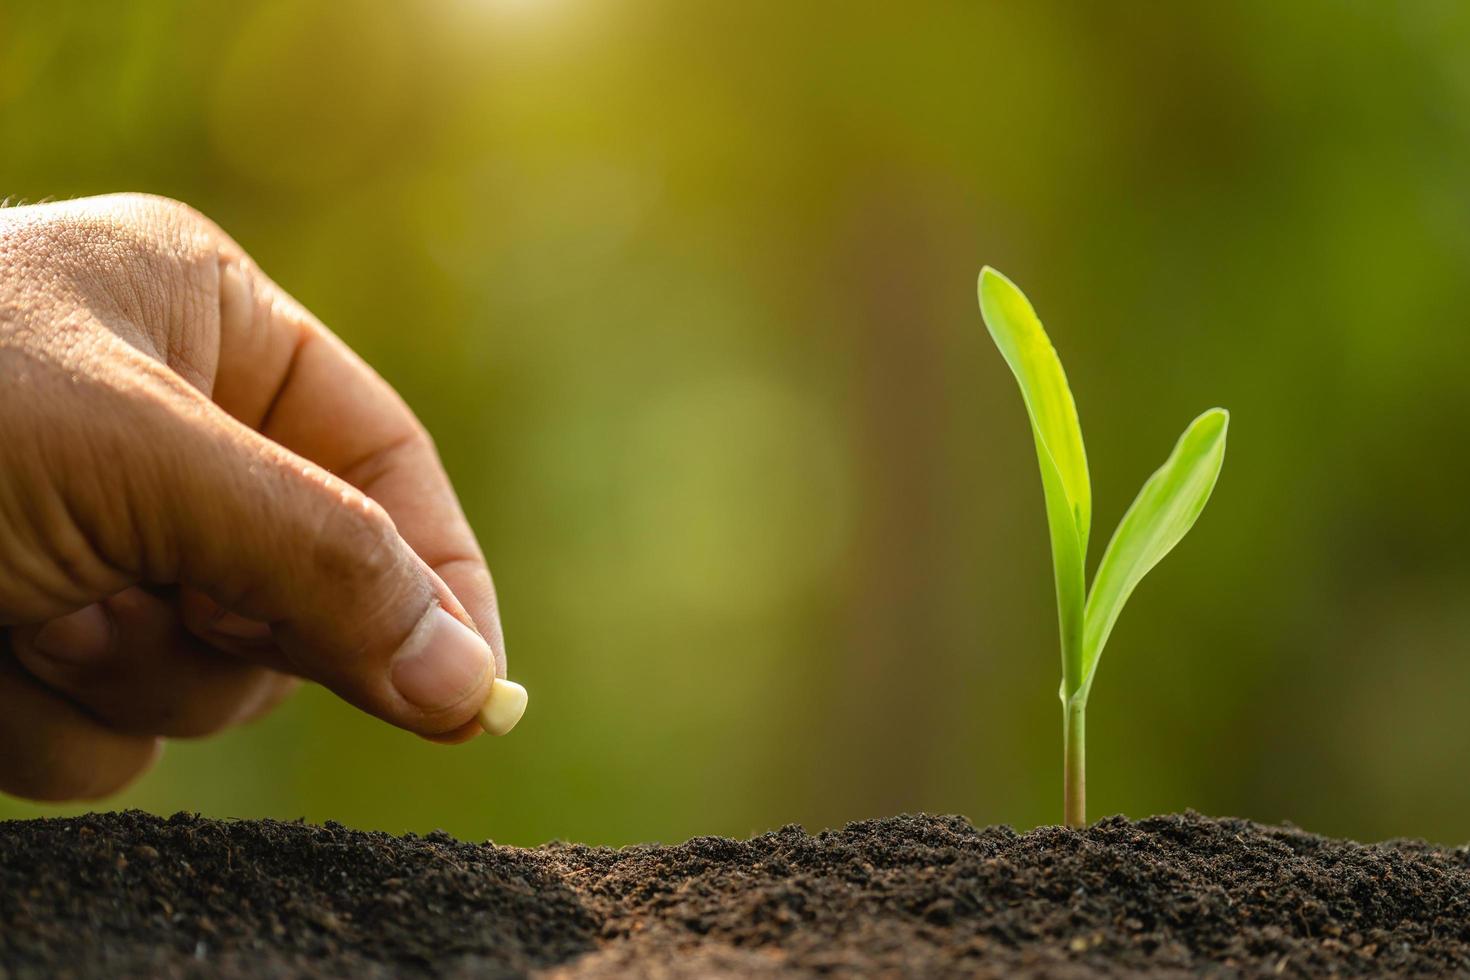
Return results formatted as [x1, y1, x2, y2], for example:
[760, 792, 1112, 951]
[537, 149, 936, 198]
[0, 194, 520, 802]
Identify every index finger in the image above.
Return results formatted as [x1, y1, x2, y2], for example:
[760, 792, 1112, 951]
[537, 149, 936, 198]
[208, 250, 506, 676]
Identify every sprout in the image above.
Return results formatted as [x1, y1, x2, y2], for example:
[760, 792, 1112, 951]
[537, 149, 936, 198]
[978, 267, 1228, 828]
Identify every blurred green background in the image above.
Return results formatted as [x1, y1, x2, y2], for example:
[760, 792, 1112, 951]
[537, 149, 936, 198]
[3, 1, 1469, 848]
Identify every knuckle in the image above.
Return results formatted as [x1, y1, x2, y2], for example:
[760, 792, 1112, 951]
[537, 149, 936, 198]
[105, 193, 220, 247]
[312, 489, 406, 591]
[3, 505, 130, 612]
[338, 423, 436, 492]
[108, 192, 191, 224]
[114, 198, 217, 292]
[107, 191, 187, 215]
[39, 525, 113, 598]
[10, 193, 223, 324]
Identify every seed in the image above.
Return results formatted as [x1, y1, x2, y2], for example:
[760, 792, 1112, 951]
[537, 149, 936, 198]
[478, 679, 528, 735]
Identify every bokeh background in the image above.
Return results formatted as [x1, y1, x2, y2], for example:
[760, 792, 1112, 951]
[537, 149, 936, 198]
[3, 1, 1470, 848]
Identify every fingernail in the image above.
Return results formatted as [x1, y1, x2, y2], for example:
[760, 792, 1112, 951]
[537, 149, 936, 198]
[478, 679, 528, 736]
[390, 606, 492, 712]
[31, 604, 113, 663]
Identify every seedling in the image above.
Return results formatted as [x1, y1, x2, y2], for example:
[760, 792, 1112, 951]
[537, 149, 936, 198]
[978, 268, 1227, 828]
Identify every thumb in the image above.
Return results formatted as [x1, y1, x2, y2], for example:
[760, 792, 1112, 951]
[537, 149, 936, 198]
[129, 380, 496, 737]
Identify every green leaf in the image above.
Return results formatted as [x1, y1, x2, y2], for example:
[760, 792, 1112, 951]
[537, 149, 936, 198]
[978, 267, 1091, 690]
[1080, 408, 1229, 697]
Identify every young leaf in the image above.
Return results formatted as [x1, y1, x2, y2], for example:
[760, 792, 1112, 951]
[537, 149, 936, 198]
[978, 267, 1091, 690]
[1080, 408, 1229, 696]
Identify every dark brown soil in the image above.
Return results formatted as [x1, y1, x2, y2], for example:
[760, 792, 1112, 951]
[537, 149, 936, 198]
[2, 811, 1468, 978]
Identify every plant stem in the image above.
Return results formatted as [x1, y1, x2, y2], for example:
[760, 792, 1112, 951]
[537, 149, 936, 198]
[1064, 699, 1086, 828]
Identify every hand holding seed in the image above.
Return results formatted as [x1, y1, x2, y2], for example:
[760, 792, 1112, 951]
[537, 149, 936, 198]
[0, 194, 525, 803]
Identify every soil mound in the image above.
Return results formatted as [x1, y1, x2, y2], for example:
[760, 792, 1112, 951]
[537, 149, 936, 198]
[3, 810, 1467, 978]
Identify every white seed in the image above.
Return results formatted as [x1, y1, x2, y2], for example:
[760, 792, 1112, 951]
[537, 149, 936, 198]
[477, 678, 528, 736]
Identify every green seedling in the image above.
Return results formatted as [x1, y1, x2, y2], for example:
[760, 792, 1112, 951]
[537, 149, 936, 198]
[978, 267, 1228, 829]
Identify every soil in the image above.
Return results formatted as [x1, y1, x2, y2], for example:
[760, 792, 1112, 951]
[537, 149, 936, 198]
[2, 811, 1468, 979]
